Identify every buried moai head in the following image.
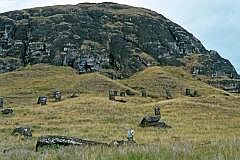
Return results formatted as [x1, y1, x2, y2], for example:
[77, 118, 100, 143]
[53, 90, 61, 101]
[108, 90, 115, 101]
[37, 96, 47, 105]
[185, 88, 200, 97]
[165, 89, 172, 99]
[0, 97, 3, 108]
[185, 88, 191, 96]
[154, 106, 161, 116]
[141, 89, 147, 97]
[120, 91, 126, 97]
[113, 90, 118, 96]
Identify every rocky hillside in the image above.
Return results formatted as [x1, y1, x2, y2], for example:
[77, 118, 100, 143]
[0, 2, 238, 79]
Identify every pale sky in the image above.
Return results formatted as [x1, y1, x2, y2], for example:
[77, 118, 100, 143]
[0, 0, 239, 73]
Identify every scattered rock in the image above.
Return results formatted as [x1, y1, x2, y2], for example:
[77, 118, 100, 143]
[115, 99, 127, 103]
[110, 140, 137, 147]
[1, 108, 13, 115]
[37, 96, 47, 105]
[11, 127, 32, 137]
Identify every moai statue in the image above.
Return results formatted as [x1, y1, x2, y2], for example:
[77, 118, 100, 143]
[191, 90, 199, 97]
[109, 90, 115, 101]
[126, 89, 134, 96]
[127, 129, 135, 141]
[113, 90, 118, 96]
[154, 106, 161, 117]
[53, 91, 61, 101]
[37, 96, 47, 105]
[0, 97, 3, 108]
[185, 88, 191, 96]
[141, 89, 147, 97]
[120, 91, 126, 97]
[165, 89, 172, 99]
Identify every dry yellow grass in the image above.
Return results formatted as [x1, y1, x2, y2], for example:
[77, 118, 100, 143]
[0, 64, 239, 159]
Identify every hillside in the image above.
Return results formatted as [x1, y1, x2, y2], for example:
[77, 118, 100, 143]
[0, 2, 238, 81]
[0, 64, 240, 159]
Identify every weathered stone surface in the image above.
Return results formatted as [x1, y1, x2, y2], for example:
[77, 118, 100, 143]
[11, 127, 32, 137]
[0, 2, 238, 81]
[36, 135, 108, 152]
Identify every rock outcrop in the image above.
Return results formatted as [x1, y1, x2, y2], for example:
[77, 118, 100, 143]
[0, 2, 238, 80]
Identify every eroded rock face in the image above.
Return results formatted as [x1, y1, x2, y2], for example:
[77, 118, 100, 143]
[36, 135, 108, 152]
[0, 2, 238, 79]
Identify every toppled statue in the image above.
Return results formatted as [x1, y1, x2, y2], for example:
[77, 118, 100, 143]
[139, 116, 171, 128]
[36, 135, 108, 152]
[12, 127, 32, 137]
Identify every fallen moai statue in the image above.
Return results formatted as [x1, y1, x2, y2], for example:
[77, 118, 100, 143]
[12, 127, 32, 137]
[1, 108, 13, 115]
[139, 116, 171, 128]
[36, 135, 108, 152]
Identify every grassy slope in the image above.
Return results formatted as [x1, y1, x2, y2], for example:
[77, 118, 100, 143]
[120, 66, 224, 98]
[0, 64, 239, 159]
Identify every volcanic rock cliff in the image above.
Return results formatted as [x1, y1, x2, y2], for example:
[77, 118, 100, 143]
[0, 2, 238, 79]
